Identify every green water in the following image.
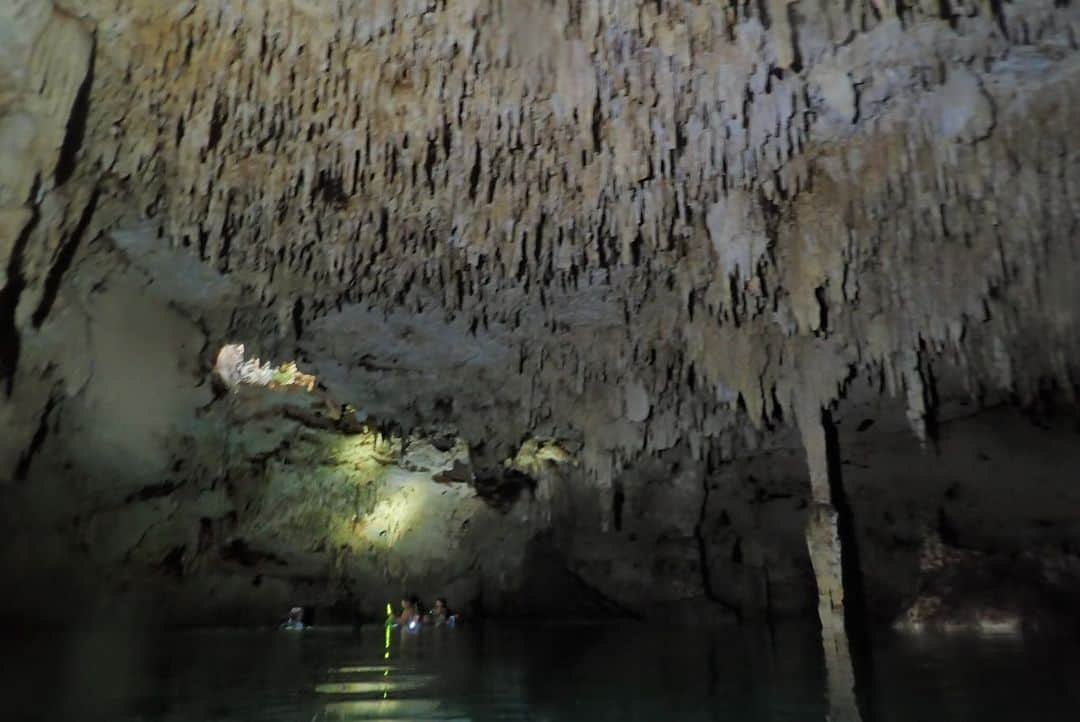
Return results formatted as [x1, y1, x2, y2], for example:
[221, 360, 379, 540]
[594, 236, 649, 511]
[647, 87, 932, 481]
[4, 622, 1078, 721]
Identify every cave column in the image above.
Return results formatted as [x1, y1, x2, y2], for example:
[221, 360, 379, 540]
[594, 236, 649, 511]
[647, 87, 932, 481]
[801, 405, 863, 722]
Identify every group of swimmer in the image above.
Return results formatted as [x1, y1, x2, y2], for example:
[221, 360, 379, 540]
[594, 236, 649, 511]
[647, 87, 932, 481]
[389, 595, 462, 630]
[279, 596, 462, 631]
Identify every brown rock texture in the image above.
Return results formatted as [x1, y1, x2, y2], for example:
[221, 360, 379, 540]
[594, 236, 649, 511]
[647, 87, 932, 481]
[0, 1, 1078, 629]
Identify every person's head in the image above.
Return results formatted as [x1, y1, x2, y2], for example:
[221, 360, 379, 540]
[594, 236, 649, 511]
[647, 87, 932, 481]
[288, 607, 302, 622]
[434, 598, 448, 614]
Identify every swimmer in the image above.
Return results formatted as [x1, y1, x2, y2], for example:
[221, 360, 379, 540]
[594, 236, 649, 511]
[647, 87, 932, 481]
[281, 606, 305, 630]
[395, 595, 423, 630]
[427, 597, 461, 627]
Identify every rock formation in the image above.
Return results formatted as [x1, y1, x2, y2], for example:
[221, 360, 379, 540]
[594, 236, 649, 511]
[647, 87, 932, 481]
[2, 9, 1078, 701]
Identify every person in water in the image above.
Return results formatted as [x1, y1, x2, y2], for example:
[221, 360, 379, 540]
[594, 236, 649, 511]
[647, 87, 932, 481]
[281, 606, 305, 630]
[426, 597, 461, 627]
[395, 595, 423, 629]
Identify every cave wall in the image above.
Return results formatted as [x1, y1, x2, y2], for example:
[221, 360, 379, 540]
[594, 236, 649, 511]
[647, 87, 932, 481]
[836, 396, 1080, 629]
[1, 1, 1078, 625]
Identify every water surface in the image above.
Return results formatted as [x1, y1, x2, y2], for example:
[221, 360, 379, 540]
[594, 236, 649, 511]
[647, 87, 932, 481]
[5, 621, 1078, 721]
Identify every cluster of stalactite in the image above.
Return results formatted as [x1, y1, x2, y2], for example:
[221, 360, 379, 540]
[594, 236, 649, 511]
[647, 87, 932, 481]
[5, 2, 1076, 481]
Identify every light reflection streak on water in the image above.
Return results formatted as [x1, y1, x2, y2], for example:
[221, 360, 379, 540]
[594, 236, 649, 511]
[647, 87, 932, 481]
[320, 698, 445, 719]
[319, 624, 460, 721]
[315, 680, 429, 694]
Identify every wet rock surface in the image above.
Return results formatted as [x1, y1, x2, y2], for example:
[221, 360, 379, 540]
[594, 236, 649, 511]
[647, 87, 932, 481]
[1, 1, 1079, 627]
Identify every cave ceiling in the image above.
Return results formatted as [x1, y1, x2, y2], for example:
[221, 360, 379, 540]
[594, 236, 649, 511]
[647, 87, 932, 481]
[2, 0, 1078, 484]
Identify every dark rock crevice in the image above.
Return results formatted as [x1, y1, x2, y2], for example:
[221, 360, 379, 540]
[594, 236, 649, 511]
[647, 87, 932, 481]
[54, 31, 96, 187]
[0, 177, 42, 397]
[472, 468, 538, 512]
[221, 539, 288, 568]
[32, 186, 101, 329]
[14, 391, 59, 481]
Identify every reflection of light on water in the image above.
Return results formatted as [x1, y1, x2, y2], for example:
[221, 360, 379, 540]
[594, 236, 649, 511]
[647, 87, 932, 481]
[321, 699, 445, 719]
[315, 680, 428, 694]
[894, 616, 1024, 640]
[320, 608, 451, 716]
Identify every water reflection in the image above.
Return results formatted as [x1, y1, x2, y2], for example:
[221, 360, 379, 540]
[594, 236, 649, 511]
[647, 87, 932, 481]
[321, 698, 446, 719]
[314, 679, 432, 694]
[1, 622, 1077, 722]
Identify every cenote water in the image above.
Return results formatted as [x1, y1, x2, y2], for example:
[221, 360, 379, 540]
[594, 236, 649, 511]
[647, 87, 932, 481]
[4, 622, 1079, 721]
